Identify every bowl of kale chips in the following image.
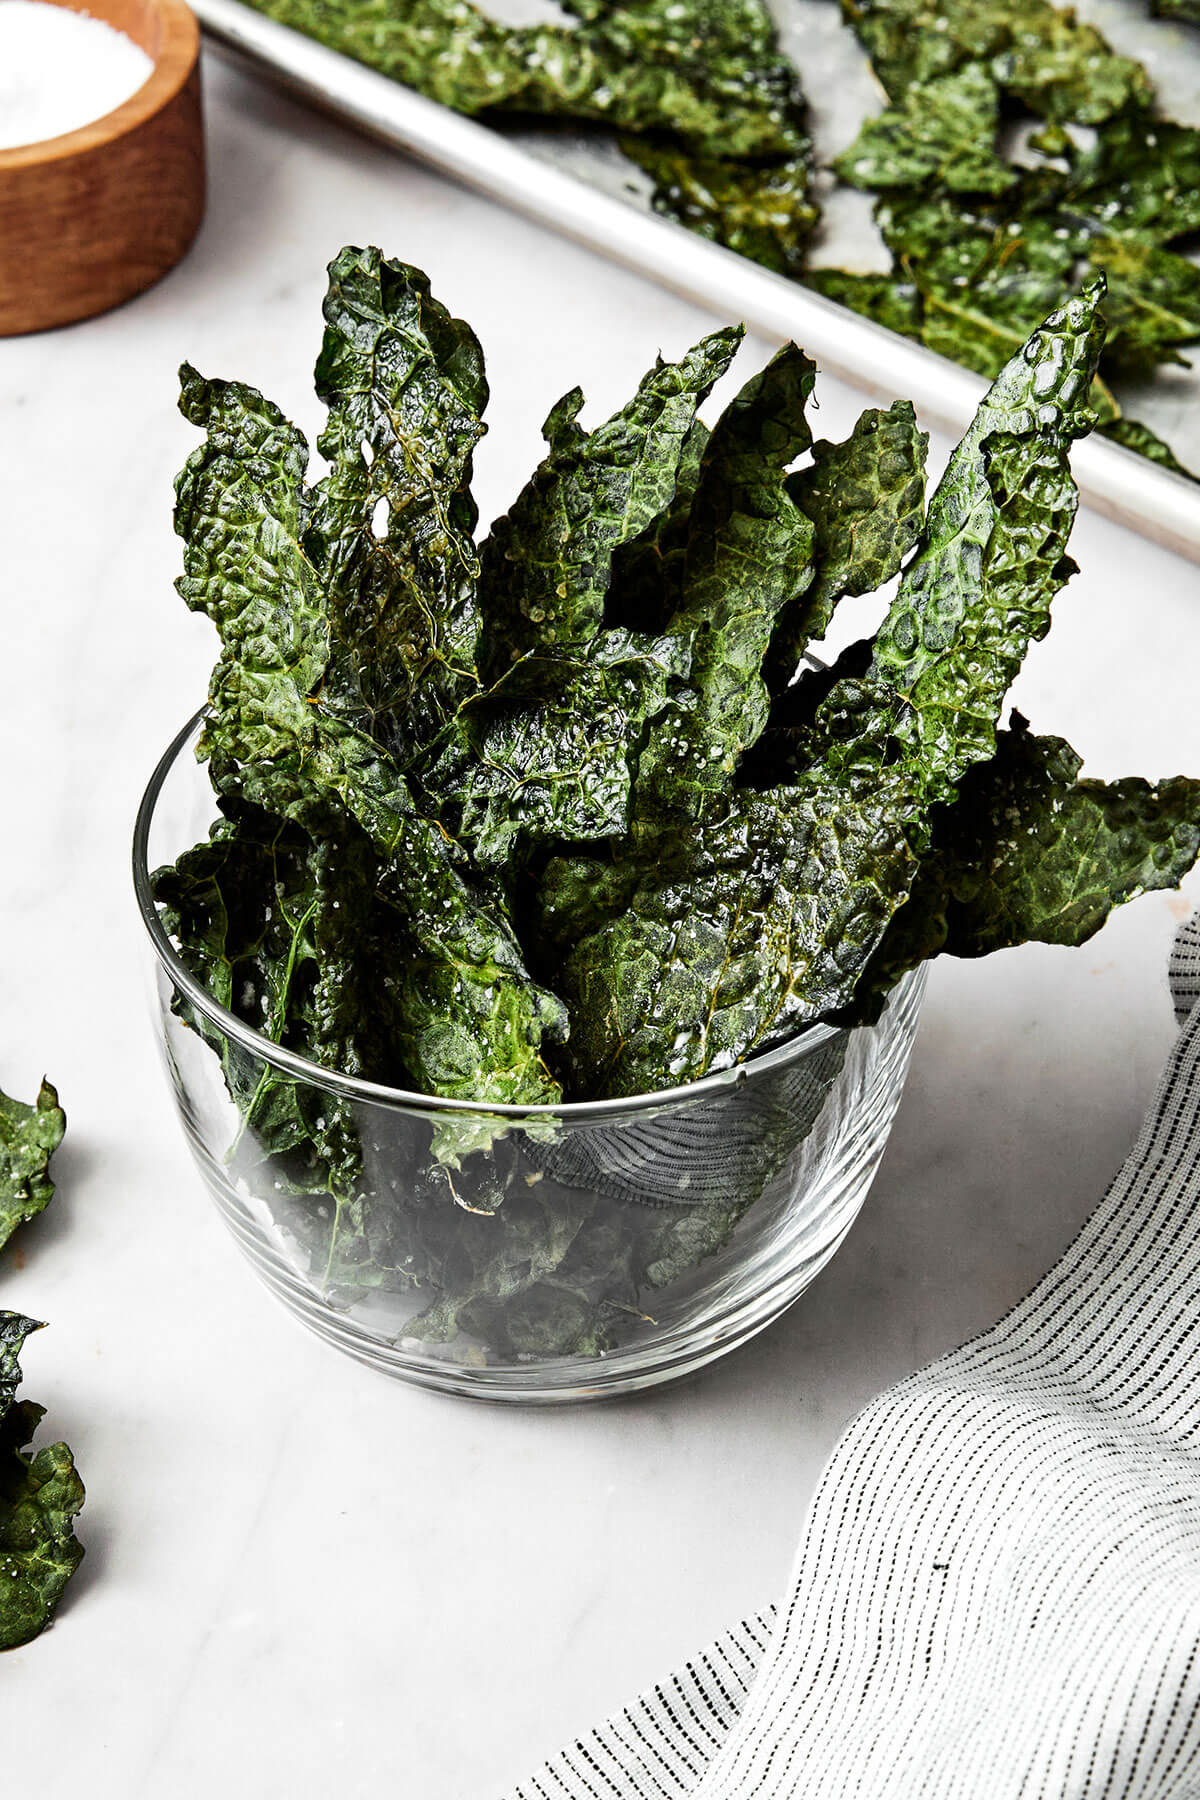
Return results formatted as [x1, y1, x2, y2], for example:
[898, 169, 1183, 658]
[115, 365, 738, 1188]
[134, 248, 1200, 1401]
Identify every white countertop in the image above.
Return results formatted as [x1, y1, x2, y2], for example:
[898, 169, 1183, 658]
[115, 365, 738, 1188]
[3, 53, 1199, 1798]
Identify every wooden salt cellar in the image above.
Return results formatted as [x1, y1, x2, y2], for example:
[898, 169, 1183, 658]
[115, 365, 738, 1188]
[0, 0, 205, 335]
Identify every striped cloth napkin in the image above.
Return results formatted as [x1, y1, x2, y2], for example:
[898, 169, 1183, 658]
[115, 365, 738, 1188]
[509, 914, 1200, 1800]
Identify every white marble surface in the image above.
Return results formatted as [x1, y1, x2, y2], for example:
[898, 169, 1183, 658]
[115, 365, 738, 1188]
[2, 53, 1199, 1798]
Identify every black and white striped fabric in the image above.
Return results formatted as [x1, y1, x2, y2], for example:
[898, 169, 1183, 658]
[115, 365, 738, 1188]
[510, 915, 1200, 1800]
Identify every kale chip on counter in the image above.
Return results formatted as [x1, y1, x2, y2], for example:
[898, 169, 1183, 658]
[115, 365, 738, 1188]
[0, 1091, 84, 1645]
[0, 1080, 65, 1253]
[0, 1314, 84, 1650]
[155, 249, 1200, 1357]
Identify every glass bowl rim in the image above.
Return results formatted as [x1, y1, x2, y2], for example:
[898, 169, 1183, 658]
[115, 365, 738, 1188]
[133, 706, 906, 1124]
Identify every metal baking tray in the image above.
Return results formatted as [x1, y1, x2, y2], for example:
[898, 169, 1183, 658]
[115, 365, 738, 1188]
[195, 0, 1200, 562]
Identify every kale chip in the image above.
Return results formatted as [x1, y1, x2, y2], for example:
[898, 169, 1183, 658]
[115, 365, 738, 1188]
[171, 253, 568, 1124]
[243, 0, 816, 272]
[854, 715, 1200, 1012]
[0, 1081, 65, 1252]
[840, 0, 1152, 121]
[833, 65, 1017, 198]
[766, 399, 928, 687]
[829, 0, 1200, 474]
[156, 252, 1200, 1357]
[237, 0, 1200, 482]
[623, 144, 820, 277]
[478, 328, 740, 671]
[0, 1315, 84, 1650]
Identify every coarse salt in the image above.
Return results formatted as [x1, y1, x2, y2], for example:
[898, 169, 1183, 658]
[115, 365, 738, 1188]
[0, 0, 153, 151]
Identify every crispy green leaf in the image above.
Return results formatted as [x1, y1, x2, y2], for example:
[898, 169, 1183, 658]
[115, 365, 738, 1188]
[175, 363, 329, 708]
[840, 0, 1152, 123]
[855, 717, 1200, 1007]
[767, 400, 928, 685]
[872, 192, 1120, 418]
[842, 281, 1105, 802]
[634, 344, 818, 818]
[0, 1315, 84, 1652]
[173, 328, 567, 1119]
[873, 193, 1059, 383]
[557, 773, 919, 1095]
[626, 142, 818, 277]
[834, 64, 1015, 197]
[304, 246, 486, 749]
[607, 415, 710, 635]
[0, 1082, 65, 1252]
[1062, 115, 1200, 248]
[477, 329, 741, 671]
[243, 0, 808, 158]
[227, 707, 569, 1112]
[412, 631, 688, 867]
[153, 806, 370, 1195]
[1086, 236, 1200, 374]
[988, 5, 1152, 124]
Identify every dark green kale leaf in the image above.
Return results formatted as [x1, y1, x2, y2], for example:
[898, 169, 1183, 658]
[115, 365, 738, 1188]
[624, 143, 818, 278]
[173, 306, 567, 1119]
[804, 268, 925, 342]
[0, 1315, 84, 1652]
[829, 282, 1104, 804]
[175, 362, 329, 717]
[742, 638, 875, 791]
[534, 846, 649, 969]
[399, 1176, 598, 1350]
[304, 246, 486, 751]
[557, 778, 918, 1095]
[874, 187, 1049, 271]
[244, 0, 808, 159]
[854, 715, 1200, 1007]
[477, 328, 741, 673]
[1101, 416, 1200, 479]
[544, 0, 808, 157]
[839, 0, 1020, 95]
[1061, 116, 1200, 248]
[987, 4, 1153, 124]
[556, 286, 1105, 1094]
[767, 400, 928, 686]
[153, 806, 371, 1197]
[607, 415, 710, 635]
[834, 65, 1016, 197]
[1151, 0, 1200, 21]
[872, 192, 1121, 417]
[1086, 236, 1200, 373]
[411, 630, 688, 867]
[875, 190, 1080, 339]
[840, 0, 1152, 123]
[0, 1082, 65, 1252]
[634, 344, 818, 820]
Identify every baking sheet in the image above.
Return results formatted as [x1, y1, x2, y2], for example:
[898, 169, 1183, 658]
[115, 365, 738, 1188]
[194, 0, 1200, 562]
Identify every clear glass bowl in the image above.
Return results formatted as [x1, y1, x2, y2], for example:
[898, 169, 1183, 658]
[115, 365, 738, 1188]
[134, 713, 926, 1403]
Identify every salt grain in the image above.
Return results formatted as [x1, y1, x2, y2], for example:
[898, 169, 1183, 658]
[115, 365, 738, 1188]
[0, 0, 153, 151]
